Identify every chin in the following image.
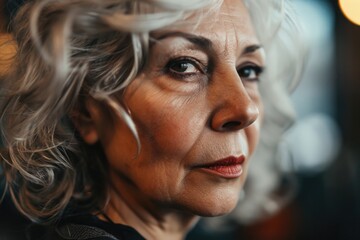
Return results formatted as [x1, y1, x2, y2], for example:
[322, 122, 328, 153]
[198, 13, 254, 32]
[179, 190, 241, 217]
[199, 199, 239, 217]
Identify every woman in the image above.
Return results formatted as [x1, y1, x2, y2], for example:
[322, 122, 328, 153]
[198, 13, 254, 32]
[0, 0, 303, 239]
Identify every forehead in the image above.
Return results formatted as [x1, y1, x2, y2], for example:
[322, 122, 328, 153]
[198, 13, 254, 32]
[152, 0, 259, 53]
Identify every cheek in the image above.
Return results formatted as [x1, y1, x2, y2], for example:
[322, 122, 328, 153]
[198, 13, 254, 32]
[245, 119, 261, 157]
[131, 91, 207, 158]
[102, 119, 139, 174]
[247, 92, 263, 155]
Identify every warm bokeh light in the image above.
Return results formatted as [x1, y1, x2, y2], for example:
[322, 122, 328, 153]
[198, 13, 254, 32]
[339, 0, 360, 26]
[0, 34, 16, 75]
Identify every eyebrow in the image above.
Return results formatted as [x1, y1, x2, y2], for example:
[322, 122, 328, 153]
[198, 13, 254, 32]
[155, 31, 213, 53]
[243, 45, 262, 55]
[153, 31, 262, 56]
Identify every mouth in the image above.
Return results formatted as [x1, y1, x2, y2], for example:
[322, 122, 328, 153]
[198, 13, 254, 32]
[194, 156, 245, 179]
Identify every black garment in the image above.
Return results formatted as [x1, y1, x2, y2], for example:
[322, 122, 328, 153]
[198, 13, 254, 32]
[0, 193, 30, 240]
[27, 214, 145, 240]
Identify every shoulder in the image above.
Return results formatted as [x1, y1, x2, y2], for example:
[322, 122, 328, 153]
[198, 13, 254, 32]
[27, 214, 144, 240]
[28, 222, 119, 240]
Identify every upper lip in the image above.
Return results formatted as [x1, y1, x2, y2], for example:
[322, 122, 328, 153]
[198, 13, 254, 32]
[194, 155, 245, 168]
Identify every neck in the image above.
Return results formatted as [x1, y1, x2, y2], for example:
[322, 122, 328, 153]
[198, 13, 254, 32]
[101, 181, 199, 240]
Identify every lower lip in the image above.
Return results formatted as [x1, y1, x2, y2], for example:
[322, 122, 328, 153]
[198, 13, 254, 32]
[198, 164, 243, 179]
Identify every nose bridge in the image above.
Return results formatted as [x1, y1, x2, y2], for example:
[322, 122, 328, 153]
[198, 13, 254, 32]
[210, 67, 259, 132]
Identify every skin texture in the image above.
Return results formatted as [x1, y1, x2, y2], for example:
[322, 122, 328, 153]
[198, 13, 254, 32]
[75, 0, 265, 239]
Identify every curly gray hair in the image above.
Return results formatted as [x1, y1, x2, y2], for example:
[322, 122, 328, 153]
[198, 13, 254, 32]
[0, 0, 304, 224]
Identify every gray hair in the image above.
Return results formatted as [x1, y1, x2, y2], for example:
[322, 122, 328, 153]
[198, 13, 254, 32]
[0, 0, 304, 224]
[232, 0, 305, 224]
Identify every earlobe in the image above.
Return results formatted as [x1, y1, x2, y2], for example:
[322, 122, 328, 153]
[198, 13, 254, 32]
[70, 98, 102, 145]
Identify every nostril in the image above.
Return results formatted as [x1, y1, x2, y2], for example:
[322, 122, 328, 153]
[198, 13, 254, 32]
[222, 121, 241, 129]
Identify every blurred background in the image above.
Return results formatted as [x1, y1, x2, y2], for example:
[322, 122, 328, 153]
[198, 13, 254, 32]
[192, 0, 360, 239]
[1, 0, 360, 239]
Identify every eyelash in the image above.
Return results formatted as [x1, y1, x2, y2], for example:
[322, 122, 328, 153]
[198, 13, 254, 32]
[165, 57, 206, 80]
[237, 64, 264, 82]
[165, 57, 264, 82]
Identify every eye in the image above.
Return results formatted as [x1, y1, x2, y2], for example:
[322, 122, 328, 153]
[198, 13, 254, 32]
[237, 64, 264, 81]
[166, 58, 206, 78]
[169, 61, 199, 74]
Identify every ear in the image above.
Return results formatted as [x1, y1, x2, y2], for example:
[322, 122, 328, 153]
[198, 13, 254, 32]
[70, 97, 104, 145]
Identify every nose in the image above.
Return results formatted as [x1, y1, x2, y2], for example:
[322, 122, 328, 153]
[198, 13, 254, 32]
[210, 73, 259, 132]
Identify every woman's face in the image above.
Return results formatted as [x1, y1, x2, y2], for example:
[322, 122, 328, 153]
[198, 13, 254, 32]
[86, 0, 265, 217]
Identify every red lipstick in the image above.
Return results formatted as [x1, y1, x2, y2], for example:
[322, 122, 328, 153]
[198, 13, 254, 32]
[196, 156, 245, 178]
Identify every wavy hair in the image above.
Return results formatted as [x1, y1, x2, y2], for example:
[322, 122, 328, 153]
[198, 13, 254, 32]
[0, 0, 304, 224]
[232, 0, 305, 224]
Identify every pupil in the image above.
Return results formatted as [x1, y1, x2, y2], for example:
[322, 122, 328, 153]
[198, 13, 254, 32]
[243, 68, 250, 76]
[173, 62, 189, 72]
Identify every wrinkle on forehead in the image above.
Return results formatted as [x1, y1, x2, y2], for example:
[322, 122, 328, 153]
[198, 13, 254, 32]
[221, 0, 246, 21]
[217, 0, 256, 36]
[196, 0, 256, 40]
[153, 0, 260, 59]
[203, 0, 259, 58]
